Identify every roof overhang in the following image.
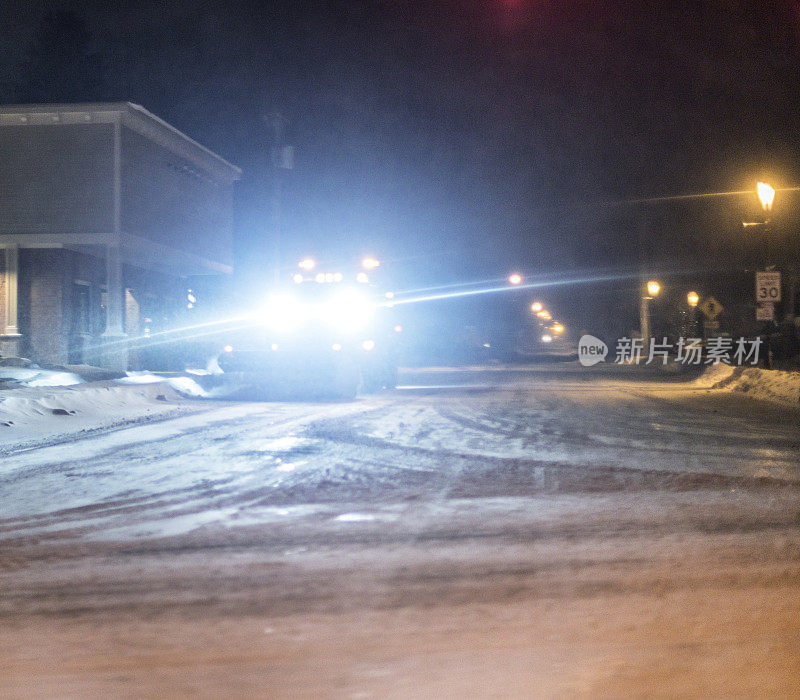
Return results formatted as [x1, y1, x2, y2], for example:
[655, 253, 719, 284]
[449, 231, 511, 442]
[0, 102, 241, 184]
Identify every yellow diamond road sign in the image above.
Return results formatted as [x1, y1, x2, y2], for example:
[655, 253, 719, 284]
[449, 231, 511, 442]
[699, 296, 723, 320]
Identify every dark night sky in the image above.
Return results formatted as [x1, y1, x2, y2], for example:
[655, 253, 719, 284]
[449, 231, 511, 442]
[2, 0, 800, 331]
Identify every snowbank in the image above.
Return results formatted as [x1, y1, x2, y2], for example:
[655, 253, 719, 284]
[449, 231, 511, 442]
[722, 367, 800, 406]
[691, 363, 737, 388]
[697, 364, 800, 407]
[0, 360, 125, 389]
[0, 359, 250, 450]
[0, 362, 219, 398]
[0, 366, 84, 387]
[0, 380, 196, 450]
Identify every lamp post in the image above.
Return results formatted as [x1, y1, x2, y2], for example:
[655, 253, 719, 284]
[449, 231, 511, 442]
[754, 181, 789, 330]
[756, 181, 796, 325]
[640, 279, 661, 347]
[687, 291, 699, 337]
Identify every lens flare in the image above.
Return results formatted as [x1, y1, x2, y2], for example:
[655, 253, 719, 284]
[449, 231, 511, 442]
[325, 289, 373, 331]
[260, 293, 307, 332]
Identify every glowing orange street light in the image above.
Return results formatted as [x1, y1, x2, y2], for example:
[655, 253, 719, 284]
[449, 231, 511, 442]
[647, 280, 661, 298]
[508, 273, 523, 285]
[757, 181, 775, 212]
[687, 291, 699, 307]
[530, 301, 543, 313]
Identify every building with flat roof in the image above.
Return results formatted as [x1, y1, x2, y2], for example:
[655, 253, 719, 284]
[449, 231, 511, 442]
[0, 102, 241, 368]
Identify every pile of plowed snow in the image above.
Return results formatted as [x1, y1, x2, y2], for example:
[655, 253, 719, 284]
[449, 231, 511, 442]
[0, 359, 127, 388]
[696, 363, 800, 407]
[0, 359, 225, 449]
[692, 363, 737, 388]
[0, 380, 196, 448]
[722, 367, 800, 406]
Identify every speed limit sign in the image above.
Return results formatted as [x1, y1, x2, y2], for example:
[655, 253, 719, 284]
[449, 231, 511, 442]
[756, 271, 781, 303]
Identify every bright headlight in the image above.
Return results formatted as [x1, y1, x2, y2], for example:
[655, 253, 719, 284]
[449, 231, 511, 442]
[324, 289, 373, 332]
[259, 293, 308, 332]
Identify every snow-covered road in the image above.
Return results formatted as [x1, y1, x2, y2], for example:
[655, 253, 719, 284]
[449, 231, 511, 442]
[2, 364, 800, 697]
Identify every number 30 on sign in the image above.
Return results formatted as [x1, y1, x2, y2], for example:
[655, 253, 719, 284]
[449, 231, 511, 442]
[756, 271, 781, 303]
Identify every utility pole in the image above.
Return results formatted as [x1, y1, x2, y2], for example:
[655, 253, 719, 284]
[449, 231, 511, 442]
[265, 112, 292, 285]
[640, 292, 651, 346]
[637, 210, 650, 343]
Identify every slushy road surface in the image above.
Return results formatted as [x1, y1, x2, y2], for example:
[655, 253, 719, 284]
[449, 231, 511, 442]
[2, 364, 799, 697]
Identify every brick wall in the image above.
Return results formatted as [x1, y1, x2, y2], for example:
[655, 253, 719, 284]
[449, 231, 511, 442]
[23, 250, 70, 364]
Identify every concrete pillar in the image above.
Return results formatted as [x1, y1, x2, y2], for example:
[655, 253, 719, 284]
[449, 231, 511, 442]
[1, 245, 22, 358]
[100, 244, 128, 370]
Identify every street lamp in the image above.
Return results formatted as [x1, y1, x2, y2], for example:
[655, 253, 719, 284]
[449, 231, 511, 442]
[757, 181, 775, 213]
[530, 301, 542, 313]
[743, 182, 776, 227]
[753, 181, 789, 337]
[508, 273, 523, 286]
[640, 279, 661, 347]
[687, 291, 699, 337]
[755, 181, 779, 271]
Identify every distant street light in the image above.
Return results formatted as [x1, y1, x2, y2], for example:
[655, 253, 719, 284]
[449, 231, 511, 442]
[508, 273, 523, 286]
[551, 323, 565, 334]
[536, 310, 551, 320]
[687, 291, 699, 307]
[530, 301, 543, 313]
[647, 280, 661, 298]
